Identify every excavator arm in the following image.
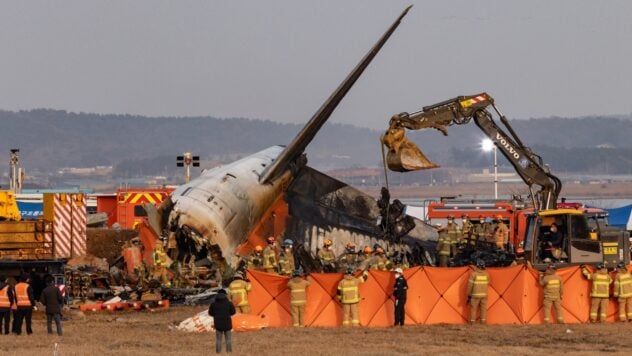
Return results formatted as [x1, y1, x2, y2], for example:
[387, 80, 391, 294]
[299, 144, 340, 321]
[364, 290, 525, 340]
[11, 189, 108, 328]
[381, 92, 561, 210]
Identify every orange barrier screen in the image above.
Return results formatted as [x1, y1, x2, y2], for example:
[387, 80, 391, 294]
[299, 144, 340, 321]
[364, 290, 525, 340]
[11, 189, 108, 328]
[245, 265, 629, 327]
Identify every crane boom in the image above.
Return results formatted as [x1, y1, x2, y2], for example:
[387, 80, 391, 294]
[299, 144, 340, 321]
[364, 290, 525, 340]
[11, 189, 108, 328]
[381, 92, 561, 210]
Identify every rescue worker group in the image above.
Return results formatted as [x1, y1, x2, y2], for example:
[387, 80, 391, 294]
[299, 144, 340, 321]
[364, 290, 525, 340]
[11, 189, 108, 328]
[228, 234, 632, 327]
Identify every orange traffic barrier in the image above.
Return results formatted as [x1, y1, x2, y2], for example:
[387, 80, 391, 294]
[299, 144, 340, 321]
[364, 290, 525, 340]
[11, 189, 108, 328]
[79, 302, 104, 312]
[245, 265, 628, 327]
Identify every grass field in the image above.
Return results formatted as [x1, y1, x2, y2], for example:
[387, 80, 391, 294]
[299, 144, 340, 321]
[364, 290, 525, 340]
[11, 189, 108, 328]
[3, 307, 632, 355]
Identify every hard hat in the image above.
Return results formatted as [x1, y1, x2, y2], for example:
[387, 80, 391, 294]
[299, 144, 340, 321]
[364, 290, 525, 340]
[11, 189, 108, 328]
[516, 247, 525, 256]
[447, 214, 455, 219]
[617, 261, 626, 269]
[345, 267, 354, 275]
[376, 247, 384, 254]
[346, 242, 356, 249]
[476, 259, 486, 268]
[597, 263, 606, 270]
[373, 243, 382, 251]
[283, 238, 293, 247]
[496, 215, 503, 220]
[363, 246, 372, 254]
[394, 268, 403, 274]
[478, 215, 485, 220]
[461, 214, 469, 219]
[254, 245, 263, 252]
[267, 236, 276, 244]
[324, 239, 333, 247]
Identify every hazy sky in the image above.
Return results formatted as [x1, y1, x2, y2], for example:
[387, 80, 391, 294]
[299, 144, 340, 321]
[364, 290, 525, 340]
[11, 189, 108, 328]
[1, 1, 631, 129]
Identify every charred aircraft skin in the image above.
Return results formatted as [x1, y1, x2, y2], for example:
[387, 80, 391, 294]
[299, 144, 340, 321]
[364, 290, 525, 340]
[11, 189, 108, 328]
[161, 7, 418, 272]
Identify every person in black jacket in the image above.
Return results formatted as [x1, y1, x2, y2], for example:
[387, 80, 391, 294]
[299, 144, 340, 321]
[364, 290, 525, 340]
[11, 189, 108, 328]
[40, 275, 63, 336]
[393, 268, 408, 326]
[209, 289, 236, 353]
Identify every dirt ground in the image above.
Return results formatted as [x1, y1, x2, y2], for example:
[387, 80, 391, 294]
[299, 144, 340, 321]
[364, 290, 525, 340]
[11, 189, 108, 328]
[3, 307, 632, 356]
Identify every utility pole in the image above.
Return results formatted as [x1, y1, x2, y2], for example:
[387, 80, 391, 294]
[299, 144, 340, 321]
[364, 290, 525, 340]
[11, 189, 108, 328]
[9, 149, 23, 194]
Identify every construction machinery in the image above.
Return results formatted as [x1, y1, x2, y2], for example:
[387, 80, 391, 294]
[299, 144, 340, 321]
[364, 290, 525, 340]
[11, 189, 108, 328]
[382, 93, 629, 269]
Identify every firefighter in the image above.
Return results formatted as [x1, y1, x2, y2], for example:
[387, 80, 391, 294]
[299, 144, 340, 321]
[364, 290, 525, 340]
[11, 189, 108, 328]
[483, 217, 496, 245]
[228, 272, 252, 314]
[446, 215, 460, 256]
[337, 267, 369, 327]
[581, 263, 612, 323]
[14, 274, 35, 335]
[338, 242, 359, 272]
[613, 262, 632, 322]
[467, 260, 490, 324]
[494, 215, 509, 250]
[263, 236, 279, 273]
[540, 263, 564, 324]
[277, 239, 295, 276]
[471, 215, 487, 247]
[287, 270, 311, 327]
[357, 246, 372, 269]
[436, 224, 450, 267]
[460, 214, 473, 247]
[247, 245, 264, 271]
[0, 277, 14, 335]
[393, 268, 408, 326]
[371, 247, 392, 271]
[318, 239, 337, 272]
[152, 244, 170, 286]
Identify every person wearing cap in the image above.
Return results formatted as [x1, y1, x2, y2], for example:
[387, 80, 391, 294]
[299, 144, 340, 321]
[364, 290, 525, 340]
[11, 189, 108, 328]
[613, 262, 632, 322]
[277, 239, 295, 276]
[13, 274, 35, 335]
[460, 214, 473, 247]
[287, 270, 311, 327]
[540, 264, 564, 324]
[436, 224, 450, 267]
[337, 267, 369, 327]
[337, 242, 359, 272]
[263, 237, 279, 273]
[494, 215, 508, 250]
[467, 260, 490, 324]
[446, 215, 460, 257]
[228, 273, 252, 314]
[393, 268, 408, 326]
[208, 289, 236, 353]
[246, 246, 264, 271]
[318, 240, 337, 272]
[581, 263, 612, 322]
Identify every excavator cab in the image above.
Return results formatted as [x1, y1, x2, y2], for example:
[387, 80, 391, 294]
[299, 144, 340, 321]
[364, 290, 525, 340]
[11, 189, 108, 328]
[523, 209, 629, 269]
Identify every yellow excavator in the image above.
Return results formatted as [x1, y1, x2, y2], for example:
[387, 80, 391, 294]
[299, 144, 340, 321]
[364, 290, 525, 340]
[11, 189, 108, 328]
[380, 93, 630, 268]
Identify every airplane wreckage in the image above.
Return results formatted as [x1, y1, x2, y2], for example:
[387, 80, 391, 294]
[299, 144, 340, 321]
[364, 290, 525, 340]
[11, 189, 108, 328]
[149, 6, 436, 280]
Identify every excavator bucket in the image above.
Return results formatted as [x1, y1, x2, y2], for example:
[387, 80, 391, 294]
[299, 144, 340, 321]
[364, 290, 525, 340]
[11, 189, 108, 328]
[381, 126, 439, 172]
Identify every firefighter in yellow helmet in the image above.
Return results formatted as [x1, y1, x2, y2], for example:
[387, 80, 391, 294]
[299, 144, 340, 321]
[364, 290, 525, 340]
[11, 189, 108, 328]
[582, 263, 612, 322]
[337, 267, 369, 327]
[262, 237, 279, 273]
[613, 262, 632, 322]
[540, 263, 564, 324]
[494, 215, 508, 250]
[287, 270, 311, 327]
[247, 245, 264, 271]
[228, 272, 252, 314]
[318, 239, 337, 272]
[467, 259, 490, 324]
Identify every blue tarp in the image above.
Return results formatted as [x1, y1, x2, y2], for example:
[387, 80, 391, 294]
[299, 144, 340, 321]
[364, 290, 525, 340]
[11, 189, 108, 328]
[605, 204, 632, 231]
[16, 201, 43, 219]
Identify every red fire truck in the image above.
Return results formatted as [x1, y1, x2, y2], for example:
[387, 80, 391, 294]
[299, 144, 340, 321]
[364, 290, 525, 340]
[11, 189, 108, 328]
[96, 187, 173, 229]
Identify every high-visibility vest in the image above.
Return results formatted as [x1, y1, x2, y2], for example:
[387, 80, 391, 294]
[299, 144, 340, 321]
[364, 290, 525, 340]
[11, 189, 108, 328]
[541, 274, 563, 300]
[437, 231, 451, 256]
[15, 282, 32, 307]
[0, 286, 10, 308]
[318, 249, 336, 263]
[468, 270, 490, 298]
[228, 280, 251, 307]
[615, 272, 632, 298]
[461, 221, 473, 243]
[590, 272, 611, 298]
[288, 278, 310, 305]
[495, 223, 508, 244]
[263, 246, 277, 269]
[338, 277, 361, 304]
[447, 222, 460, 244]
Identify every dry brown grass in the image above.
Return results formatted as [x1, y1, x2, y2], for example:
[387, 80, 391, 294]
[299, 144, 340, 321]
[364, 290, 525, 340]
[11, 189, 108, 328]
[3, 307, 632, 355]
